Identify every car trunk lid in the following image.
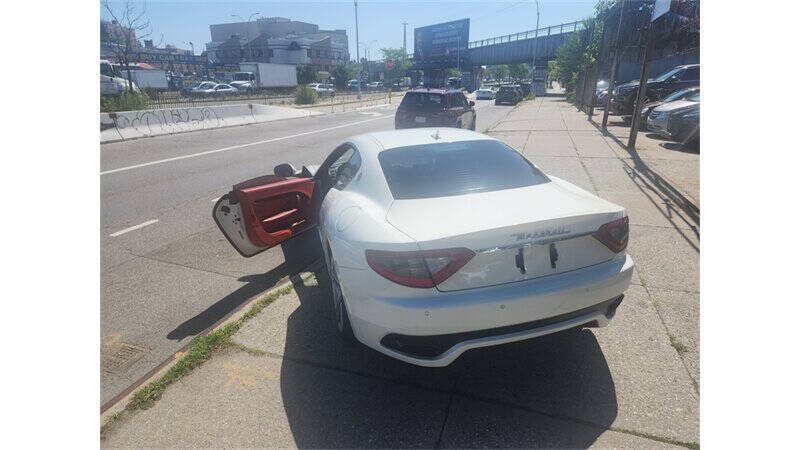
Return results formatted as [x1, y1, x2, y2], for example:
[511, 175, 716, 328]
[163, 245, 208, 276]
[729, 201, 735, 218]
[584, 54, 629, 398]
[385, 178, 625, 291]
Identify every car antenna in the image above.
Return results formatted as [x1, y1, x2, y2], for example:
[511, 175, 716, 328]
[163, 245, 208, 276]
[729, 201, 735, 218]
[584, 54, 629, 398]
[431, 129, 441, 140]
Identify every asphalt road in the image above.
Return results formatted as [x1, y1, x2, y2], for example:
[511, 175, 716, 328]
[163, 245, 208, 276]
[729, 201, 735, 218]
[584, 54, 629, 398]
[100, 97, 515, 405]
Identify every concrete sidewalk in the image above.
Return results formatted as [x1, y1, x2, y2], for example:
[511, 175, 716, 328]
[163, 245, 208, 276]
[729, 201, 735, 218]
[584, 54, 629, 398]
[489, 97, 699, 388]
[101, 97, 699, 448]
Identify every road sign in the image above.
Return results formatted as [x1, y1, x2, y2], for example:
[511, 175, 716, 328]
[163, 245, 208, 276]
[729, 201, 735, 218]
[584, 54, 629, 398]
[386, 59, 394, 69]
[652, 0, 671, 21]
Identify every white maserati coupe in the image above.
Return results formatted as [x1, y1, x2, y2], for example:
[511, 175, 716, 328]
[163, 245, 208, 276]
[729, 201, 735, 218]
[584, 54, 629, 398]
[213, 128, 634, 366]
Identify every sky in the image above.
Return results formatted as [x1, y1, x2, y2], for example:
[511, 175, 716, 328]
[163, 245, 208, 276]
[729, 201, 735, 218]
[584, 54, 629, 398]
[100, 0, 598, 59]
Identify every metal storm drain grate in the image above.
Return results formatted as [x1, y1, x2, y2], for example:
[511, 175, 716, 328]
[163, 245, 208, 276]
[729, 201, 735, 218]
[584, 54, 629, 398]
[102, 342, 147, 372]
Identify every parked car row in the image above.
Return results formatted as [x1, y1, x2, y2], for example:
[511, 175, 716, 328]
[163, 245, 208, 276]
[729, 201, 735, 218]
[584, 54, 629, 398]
[646, 91, 700, 147]
[180, 81, 240, 97]
[609, 64, 699, 115]
[604, 64, 700, 148]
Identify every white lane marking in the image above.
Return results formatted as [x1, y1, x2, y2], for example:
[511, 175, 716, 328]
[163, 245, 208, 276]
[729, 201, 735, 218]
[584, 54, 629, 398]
[358, 111, 382, 116]
[101, 115, 392, 176]
[109, 219, 159, 237]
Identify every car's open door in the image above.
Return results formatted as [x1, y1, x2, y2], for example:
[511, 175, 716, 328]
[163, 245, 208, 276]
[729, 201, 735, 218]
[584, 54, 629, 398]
[213, 174, 316, 257]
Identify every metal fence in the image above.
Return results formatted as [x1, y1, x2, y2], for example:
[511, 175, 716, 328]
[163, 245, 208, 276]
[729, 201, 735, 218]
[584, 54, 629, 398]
[468, 20, 585, 49]
[142, 89, 398, 110]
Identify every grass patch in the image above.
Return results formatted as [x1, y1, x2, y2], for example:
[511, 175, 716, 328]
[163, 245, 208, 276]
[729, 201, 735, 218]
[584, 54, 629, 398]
[101, 282, 297, 439]
[669, 334, 688, 354]
[525, 93, 536, 101]
[101, 283, 293, 435]
[125, 284, 293, 411]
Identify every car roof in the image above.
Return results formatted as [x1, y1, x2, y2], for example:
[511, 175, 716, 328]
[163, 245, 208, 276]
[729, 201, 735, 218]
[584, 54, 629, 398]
[406, 88, 461, 94]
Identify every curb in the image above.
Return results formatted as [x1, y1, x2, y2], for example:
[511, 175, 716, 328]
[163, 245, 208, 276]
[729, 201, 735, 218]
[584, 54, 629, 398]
[100, 110, 321, 145]
[100, 259, 323, 422]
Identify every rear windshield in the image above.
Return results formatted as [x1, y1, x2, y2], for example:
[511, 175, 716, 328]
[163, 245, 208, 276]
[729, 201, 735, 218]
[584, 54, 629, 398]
[378, 140, 550, 200]
[400, 92, 445, 110]
[499, 87, 515, 92]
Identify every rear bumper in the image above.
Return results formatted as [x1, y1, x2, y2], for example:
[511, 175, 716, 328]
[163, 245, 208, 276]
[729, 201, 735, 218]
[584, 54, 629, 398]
[343, 253, 634, 367]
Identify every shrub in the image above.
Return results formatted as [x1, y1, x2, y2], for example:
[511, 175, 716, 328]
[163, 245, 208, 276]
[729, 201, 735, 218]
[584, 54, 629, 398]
[525, 93, 536, 101]
[101, 91, 150, 112]
[294, 85, 320, 105]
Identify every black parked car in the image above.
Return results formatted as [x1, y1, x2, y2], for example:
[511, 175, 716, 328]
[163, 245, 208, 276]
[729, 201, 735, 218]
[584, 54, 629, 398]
[610, 64, 699, 115]
[638, 86, 699, 129]
[495, 85, 521, 105]
[667, 102, 700, 147]
[395, 88, 476, 130]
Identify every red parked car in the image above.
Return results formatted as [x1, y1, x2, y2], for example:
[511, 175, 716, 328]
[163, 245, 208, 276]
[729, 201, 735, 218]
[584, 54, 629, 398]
[395, 88, 477, 130]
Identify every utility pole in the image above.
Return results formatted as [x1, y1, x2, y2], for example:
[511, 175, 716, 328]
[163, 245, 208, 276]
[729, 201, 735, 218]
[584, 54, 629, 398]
[402, 21, 408, 54]
[530, 0, 540, 89]
[354, 0, 361, 99]
[602, 0, 627, 131]
[587, 19, 597, 119]
[628, 11, 654, 150]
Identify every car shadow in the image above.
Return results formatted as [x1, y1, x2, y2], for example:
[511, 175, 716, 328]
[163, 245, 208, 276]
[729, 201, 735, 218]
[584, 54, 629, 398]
[166, 231, 323, 341]
[662, 141, 700, 153]
[645, 132, 670, 141]
[279, 261, 618, 448]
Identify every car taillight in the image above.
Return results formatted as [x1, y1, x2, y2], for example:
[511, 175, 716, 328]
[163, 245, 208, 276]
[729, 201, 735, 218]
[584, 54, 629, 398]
[593, 216, 629, 253]
[365, 248, 475, 288]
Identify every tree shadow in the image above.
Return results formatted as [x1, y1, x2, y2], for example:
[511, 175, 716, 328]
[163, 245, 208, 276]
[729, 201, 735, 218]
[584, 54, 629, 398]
[166, 232, 322, 341]
[589, 119, 700, 240]
[279, 264, 618, 448]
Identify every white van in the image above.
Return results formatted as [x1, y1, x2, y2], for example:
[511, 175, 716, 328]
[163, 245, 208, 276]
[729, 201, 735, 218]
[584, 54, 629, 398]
[100, 60, 140, 95]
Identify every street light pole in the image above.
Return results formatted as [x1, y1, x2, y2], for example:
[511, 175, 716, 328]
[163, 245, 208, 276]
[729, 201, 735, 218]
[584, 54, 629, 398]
[531, 0, 540, 89]
[354, 0, 361, 99]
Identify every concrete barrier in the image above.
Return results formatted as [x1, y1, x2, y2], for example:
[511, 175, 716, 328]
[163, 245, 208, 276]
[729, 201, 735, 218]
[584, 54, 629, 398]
[100, 104, 321, 143]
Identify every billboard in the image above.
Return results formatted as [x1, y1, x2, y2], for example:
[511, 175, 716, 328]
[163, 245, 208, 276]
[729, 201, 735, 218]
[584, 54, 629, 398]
[414, 19, 469, 65]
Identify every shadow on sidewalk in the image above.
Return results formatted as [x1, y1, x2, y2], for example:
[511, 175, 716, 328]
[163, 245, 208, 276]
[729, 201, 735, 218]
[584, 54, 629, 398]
[279, 262, 618, 447]
[166, 232, 323, 341]
[588, 118, 700, 250]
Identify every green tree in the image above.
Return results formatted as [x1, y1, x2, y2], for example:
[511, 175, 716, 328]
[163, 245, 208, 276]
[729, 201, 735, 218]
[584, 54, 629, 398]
[330, 63, 357, 90]
[551, 0, 612, 98]
[379, 47, 412, 84]
[296, 64, 318, 85]
[547, 60, 559, 84]
[489, 64, 510, 81]
[509, 63, 530, 81]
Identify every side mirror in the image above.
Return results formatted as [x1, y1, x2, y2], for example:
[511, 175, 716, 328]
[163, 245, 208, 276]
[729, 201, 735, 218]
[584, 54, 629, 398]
[274, 163, 297, 178]
[469, 100, 475, 106]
